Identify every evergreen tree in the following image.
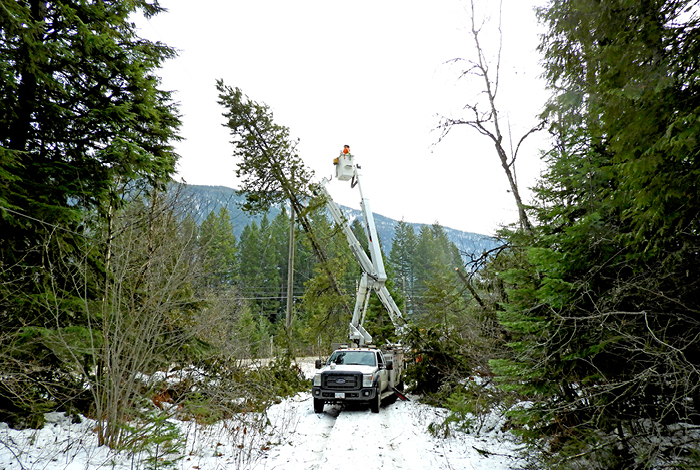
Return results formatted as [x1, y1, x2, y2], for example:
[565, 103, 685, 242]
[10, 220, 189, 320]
[217, 83, 353, 321]
[258, 214, 283, 321]
[0, 0, 180, 427]
[298, 205, 356, 350]
[0, 0, 180, 327]
[198, 207, 237, 289]
[237, 221, 262, 302]
[216, 81, 313, 214]
[411, 223, 463, 317]
[347, 217, 404, 345]
[270, 208, 292, 317]
[397, 223, 473, 399]
[490, 0, 700, 465]
[233, 304, 271, 358]
[389, 219, 417, 310]
[237, 215, 282, 322]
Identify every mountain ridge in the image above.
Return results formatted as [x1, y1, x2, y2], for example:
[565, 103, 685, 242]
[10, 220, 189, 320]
[177, 184, 498, 259]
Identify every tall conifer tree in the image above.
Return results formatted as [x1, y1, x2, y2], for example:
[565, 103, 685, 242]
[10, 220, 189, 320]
[0, 0, 180, 326]
[491, 0, 700, 465]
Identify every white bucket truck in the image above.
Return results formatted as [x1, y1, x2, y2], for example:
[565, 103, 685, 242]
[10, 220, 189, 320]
[311, 146, 406, 413]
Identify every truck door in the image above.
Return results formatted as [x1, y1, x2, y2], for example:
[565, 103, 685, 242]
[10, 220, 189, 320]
[376, 352, 389, 392]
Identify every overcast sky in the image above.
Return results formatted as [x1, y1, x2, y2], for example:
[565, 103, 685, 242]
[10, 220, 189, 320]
[135, 0, 549, 235]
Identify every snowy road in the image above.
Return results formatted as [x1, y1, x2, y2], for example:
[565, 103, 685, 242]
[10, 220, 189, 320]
[315, 404, 408, 469]
[260, 392, 522, 470]
[302, 402, 409, 470]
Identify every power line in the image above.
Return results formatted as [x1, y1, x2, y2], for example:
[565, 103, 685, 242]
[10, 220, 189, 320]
[0, 205, 89, 238]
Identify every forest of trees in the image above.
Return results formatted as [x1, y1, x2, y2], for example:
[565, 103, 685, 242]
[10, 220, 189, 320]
[1, 0, 699, 468]
[487, 0, 700, 467]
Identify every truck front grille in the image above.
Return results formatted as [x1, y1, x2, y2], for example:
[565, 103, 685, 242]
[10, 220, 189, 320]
[322, 372, 362, 390]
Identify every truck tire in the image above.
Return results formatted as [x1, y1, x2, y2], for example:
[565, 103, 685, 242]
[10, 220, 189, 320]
[370, 386, 380, 413]
[313, 398, 324, 413]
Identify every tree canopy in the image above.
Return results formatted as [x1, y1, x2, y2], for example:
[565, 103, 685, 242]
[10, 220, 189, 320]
[0, 0, 181, 325]
[486, 0, 700, 466]
[0, 0, 181, 432]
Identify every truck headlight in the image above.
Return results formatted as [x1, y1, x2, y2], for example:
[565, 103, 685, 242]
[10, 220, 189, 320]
[362, 374, 373, 388]
[313, 373, 321, 387]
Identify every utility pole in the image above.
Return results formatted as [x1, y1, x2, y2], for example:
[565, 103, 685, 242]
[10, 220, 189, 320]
[285, 206, 295, 329]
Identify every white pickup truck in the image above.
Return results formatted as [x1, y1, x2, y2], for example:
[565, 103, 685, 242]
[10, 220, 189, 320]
[312, 346, 404, 413]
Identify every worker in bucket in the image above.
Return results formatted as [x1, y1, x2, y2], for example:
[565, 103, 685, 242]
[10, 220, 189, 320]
[334, 145, 351, 165]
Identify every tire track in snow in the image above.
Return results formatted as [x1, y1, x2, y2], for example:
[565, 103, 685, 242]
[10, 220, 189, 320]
[262, 398, 341, 470]
[312, 399, 406, 470]
[305, 404, 342, 468]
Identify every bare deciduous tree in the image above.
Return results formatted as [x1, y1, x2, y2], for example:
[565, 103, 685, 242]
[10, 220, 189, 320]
[438, 0, 543, 233]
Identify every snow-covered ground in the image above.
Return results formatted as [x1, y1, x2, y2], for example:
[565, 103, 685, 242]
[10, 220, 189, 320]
[0, 360, 525, 470]
[261, 392, 523, 470]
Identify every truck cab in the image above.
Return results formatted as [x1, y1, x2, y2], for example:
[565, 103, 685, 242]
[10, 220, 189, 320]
[312, 346, 404, 413]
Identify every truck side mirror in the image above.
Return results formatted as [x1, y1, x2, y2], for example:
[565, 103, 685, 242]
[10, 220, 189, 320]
[315, 359, 322, 369]
[386, 360, 394, 370]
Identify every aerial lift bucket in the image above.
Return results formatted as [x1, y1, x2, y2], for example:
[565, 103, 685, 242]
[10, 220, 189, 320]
[334, 152, 354, 181]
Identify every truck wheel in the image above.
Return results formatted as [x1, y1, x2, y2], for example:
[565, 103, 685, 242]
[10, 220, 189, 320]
[370, 387, 380, 413]
[313, 398, 324, 413]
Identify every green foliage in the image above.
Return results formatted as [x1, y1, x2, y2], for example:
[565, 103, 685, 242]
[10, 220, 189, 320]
[0, 324, 100, 429]
[295, 205, 356, 349]
[403, 324, 470, 400]
[217, 83, 355, 344]
[384, 221, 510, 437]
[353, 222, 404, 346]
[483, 0, 700, 466]
[262, 355, 310, 399]
[13, 326, 102, 369]
[119, 409, 184, 470]
[538, 0, 700, 256]
[178, 392, 224, 425]
[393, 223, 464, 318]
[298, 253, 352, 349]
[0, 0, 180, 428]
[237, 215, 283, 322]
[0, 0, 180, 328]
[428, 379, 508, 438]
[233, 305, 272, 358]
[389, 219, 417, 310]
[389, 219, 417, 281]
[198, 207, 237, 289]
[0, 378, 52, 430]
[216, 81, 314, 214]
[189, 356, 308, 415]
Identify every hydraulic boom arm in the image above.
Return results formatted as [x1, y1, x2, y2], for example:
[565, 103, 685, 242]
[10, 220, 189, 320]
[317, 147, 404, 346]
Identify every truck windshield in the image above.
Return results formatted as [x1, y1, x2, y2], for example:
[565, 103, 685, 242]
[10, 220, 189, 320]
[328, 351, 376, 366]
